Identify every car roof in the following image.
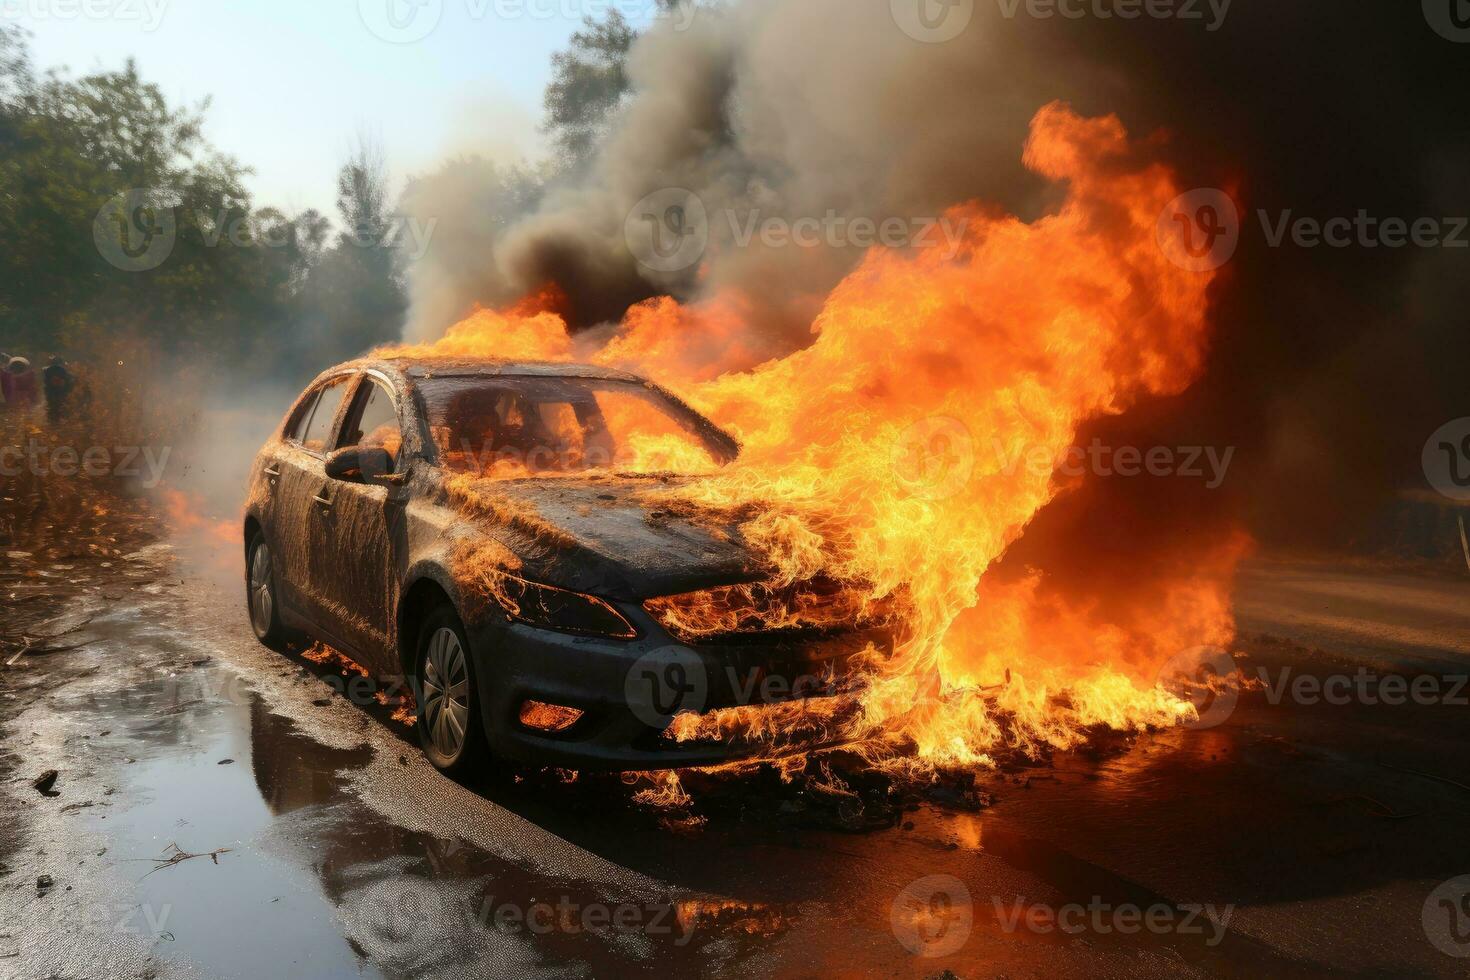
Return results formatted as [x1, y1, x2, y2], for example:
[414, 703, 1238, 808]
[314, 354, 743, 463]
[344, 356, 647, 385]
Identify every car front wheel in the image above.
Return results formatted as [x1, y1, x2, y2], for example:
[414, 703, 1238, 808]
[246, 529, 291, 651]
[415, 605, 490, 774]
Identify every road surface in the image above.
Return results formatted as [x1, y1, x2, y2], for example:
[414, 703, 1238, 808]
[2, 549, 1469, 978]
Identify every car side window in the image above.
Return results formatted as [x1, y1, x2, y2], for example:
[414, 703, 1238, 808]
[284, 388, 321, 444]
[299, 377, 351, 454]
[339, 378, 402, 470]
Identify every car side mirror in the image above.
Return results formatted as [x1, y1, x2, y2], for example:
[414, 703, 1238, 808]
[325, 446, 395, 482]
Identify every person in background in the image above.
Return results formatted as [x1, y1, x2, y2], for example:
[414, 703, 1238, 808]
[2, 357, 40, 412]
[42, 356, 75, 424]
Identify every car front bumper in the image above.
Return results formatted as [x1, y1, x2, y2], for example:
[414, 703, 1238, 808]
[467, 611, 884, 772]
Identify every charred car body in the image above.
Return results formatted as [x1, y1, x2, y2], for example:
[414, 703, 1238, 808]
[244, 357, 885, 774]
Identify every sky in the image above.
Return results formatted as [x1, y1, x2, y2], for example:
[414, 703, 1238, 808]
[11, 0, 663, 216]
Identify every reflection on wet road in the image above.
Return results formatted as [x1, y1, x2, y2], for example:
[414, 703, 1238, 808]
[3, 556, 1470, 978]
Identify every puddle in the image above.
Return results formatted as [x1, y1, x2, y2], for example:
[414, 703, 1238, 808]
[73, 674, 388, 979]
[59, 659, 800, 979]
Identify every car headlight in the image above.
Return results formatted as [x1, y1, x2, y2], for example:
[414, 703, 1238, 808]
[498, 575, 638, 639]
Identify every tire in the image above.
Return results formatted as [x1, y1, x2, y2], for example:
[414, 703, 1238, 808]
[414, 605, 490, 774]
[245, 528, 292, 652]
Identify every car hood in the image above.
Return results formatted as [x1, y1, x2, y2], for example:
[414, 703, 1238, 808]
[455, 476, 759, 600]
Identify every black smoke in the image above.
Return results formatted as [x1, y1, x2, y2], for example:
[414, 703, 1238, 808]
[409, 0, 1469, 551]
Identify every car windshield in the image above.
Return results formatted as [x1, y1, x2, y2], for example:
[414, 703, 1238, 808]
[415, 375, 730, 478]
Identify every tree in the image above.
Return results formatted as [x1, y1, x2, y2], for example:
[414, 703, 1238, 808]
[0, 31, 318, 365]
[543, 11, 639, 170]
[0, 23, 31, 123]
[542, 2, 694, 172]
[289, 139, 408, 368]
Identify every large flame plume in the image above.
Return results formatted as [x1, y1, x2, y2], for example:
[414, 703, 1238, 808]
[384, 104, 1244, 771]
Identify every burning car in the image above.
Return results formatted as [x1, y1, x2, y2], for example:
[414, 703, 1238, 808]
[244, 357, 887, 774]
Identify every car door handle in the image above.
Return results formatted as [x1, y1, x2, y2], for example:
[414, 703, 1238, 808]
[312, 492, 333, 511]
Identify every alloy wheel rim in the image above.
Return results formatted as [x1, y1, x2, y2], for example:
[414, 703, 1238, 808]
[421, 626, 470, 759]
[249, 542, 273, 635]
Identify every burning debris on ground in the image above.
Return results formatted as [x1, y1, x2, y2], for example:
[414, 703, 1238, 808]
[682, 754, 997, 831]
[296, 642, 419, 726]
[494, 751, 1003, 835]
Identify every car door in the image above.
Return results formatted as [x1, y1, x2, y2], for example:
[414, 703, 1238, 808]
[276, 374, 355, 628]
[252, 386, 317, 581]
[306, 373, 406, 675]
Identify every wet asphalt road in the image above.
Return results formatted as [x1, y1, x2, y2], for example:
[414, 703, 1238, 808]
[2, 550, 1470, 979]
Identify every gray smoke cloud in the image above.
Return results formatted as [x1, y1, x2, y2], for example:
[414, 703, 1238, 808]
[400, 0, 1468, 551]
[402, 0, 1115, 352]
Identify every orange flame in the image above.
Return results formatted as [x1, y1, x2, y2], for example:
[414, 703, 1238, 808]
[160, 489, 235, 542]
[392, 103, 1243, 771]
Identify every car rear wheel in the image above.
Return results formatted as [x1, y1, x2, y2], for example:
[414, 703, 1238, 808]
[246, 529, 291, 651]
[415, 605, 489, 774]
